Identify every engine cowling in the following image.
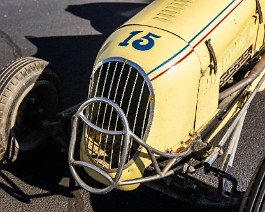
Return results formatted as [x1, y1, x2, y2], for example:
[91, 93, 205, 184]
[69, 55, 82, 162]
[79, 22, 201, 190]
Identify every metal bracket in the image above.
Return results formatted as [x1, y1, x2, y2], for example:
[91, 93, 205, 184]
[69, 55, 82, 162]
[145, 171, 242, 209]
[205, 39, 218, 74]
[256, 0, 263, 24]
[204, 166, 240, 197]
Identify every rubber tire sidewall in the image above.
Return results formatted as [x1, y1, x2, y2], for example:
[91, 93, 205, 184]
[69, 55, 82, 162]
[0, 57, 62, 163]
[239, 155, 265, 212]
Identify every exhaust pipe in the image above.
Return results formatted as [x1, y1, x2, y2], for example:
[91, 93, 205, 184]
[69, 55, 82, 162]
[219, 53, 265, 101]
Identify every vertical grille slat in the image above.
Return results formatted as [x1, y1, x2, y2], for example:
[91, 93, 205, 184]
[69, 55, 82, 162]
[120, 67, 132, 109]
[101, 62, 119, 163]
[91, 63, 109, 162]
[126, 72, 139, 117]
[94, 62, 111, 127]
[114, 62, 125, 101]
[133, 81, 145, 134]
[116, 66, 132, 164]
[93, 61, 112, 136]
[85, 59, 154, 170]
[108, 62, 126, 167]
[102, 62, 111, 97]
[127, 81, 145, 161]
[87, 64, 104, 155]
[97, 62, 118, 162]
[141, 100, 150, 139]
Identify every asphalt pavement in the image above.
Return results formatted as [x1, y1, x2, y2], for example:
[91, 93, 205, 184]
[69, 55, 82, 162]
[0, 0, 264, 211]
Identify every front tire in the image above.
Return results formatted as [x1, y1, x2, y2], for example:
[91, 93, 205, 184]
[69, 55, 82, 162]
[0, 57, 62, 163]
[239, 155, 265, 212]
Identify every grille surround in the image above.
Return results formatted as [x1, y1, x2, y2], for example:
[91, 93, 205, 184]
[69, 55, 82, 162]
[84, 57, 154, 172]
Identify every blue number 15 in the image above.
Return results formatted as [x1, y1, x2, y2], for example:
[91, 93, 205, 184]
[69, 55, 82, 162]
[119, 31, 161, 51]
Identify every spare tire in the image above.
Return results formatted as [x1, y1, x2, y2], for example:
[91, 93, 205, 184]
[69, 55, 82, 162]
[0, 57, 63, 163]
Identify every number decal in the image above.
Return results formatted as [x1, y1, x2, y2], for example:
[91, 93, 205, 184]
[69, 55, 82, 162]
[119, 31, 142, 47]
[132, 32, 161, 51]
[119, 31, 161, 51]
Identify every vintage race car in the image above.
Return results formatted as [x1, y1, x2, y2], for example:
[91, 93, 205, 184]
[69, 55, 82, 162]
[0, 0, 265, 210]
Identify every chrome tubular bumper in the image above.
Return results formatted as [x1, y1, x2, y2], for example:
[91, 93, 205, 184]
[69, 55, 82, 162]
[68, 97, 192, 194]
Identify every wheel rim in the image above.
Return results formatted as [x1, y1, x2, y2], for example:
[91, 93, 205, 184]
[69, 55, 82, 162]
[11, 80, 60, 151]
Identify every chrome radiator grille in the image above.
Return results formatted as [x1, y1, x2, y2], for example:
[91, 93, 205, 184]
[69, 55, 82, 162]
[84, 58, 154, 170]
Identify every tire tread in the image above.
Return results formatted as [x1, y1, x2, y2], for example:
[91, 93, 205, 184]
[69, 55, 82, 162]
[0, 57, 62, 162]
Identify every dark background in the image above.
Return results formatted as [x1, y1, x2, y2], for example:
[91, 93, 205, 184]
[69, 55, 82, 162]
[0, 0, 264, 211]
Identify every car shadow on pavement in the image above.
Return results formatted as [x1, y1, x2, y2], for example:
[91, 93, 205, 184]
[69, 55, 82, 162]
[25, 2, 149, 110]
[0, 142, 77, 204]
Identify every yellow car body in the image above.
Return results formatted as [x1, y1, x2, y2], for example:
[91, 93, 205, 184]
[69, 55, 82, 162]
[73, 0, 265, 191]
